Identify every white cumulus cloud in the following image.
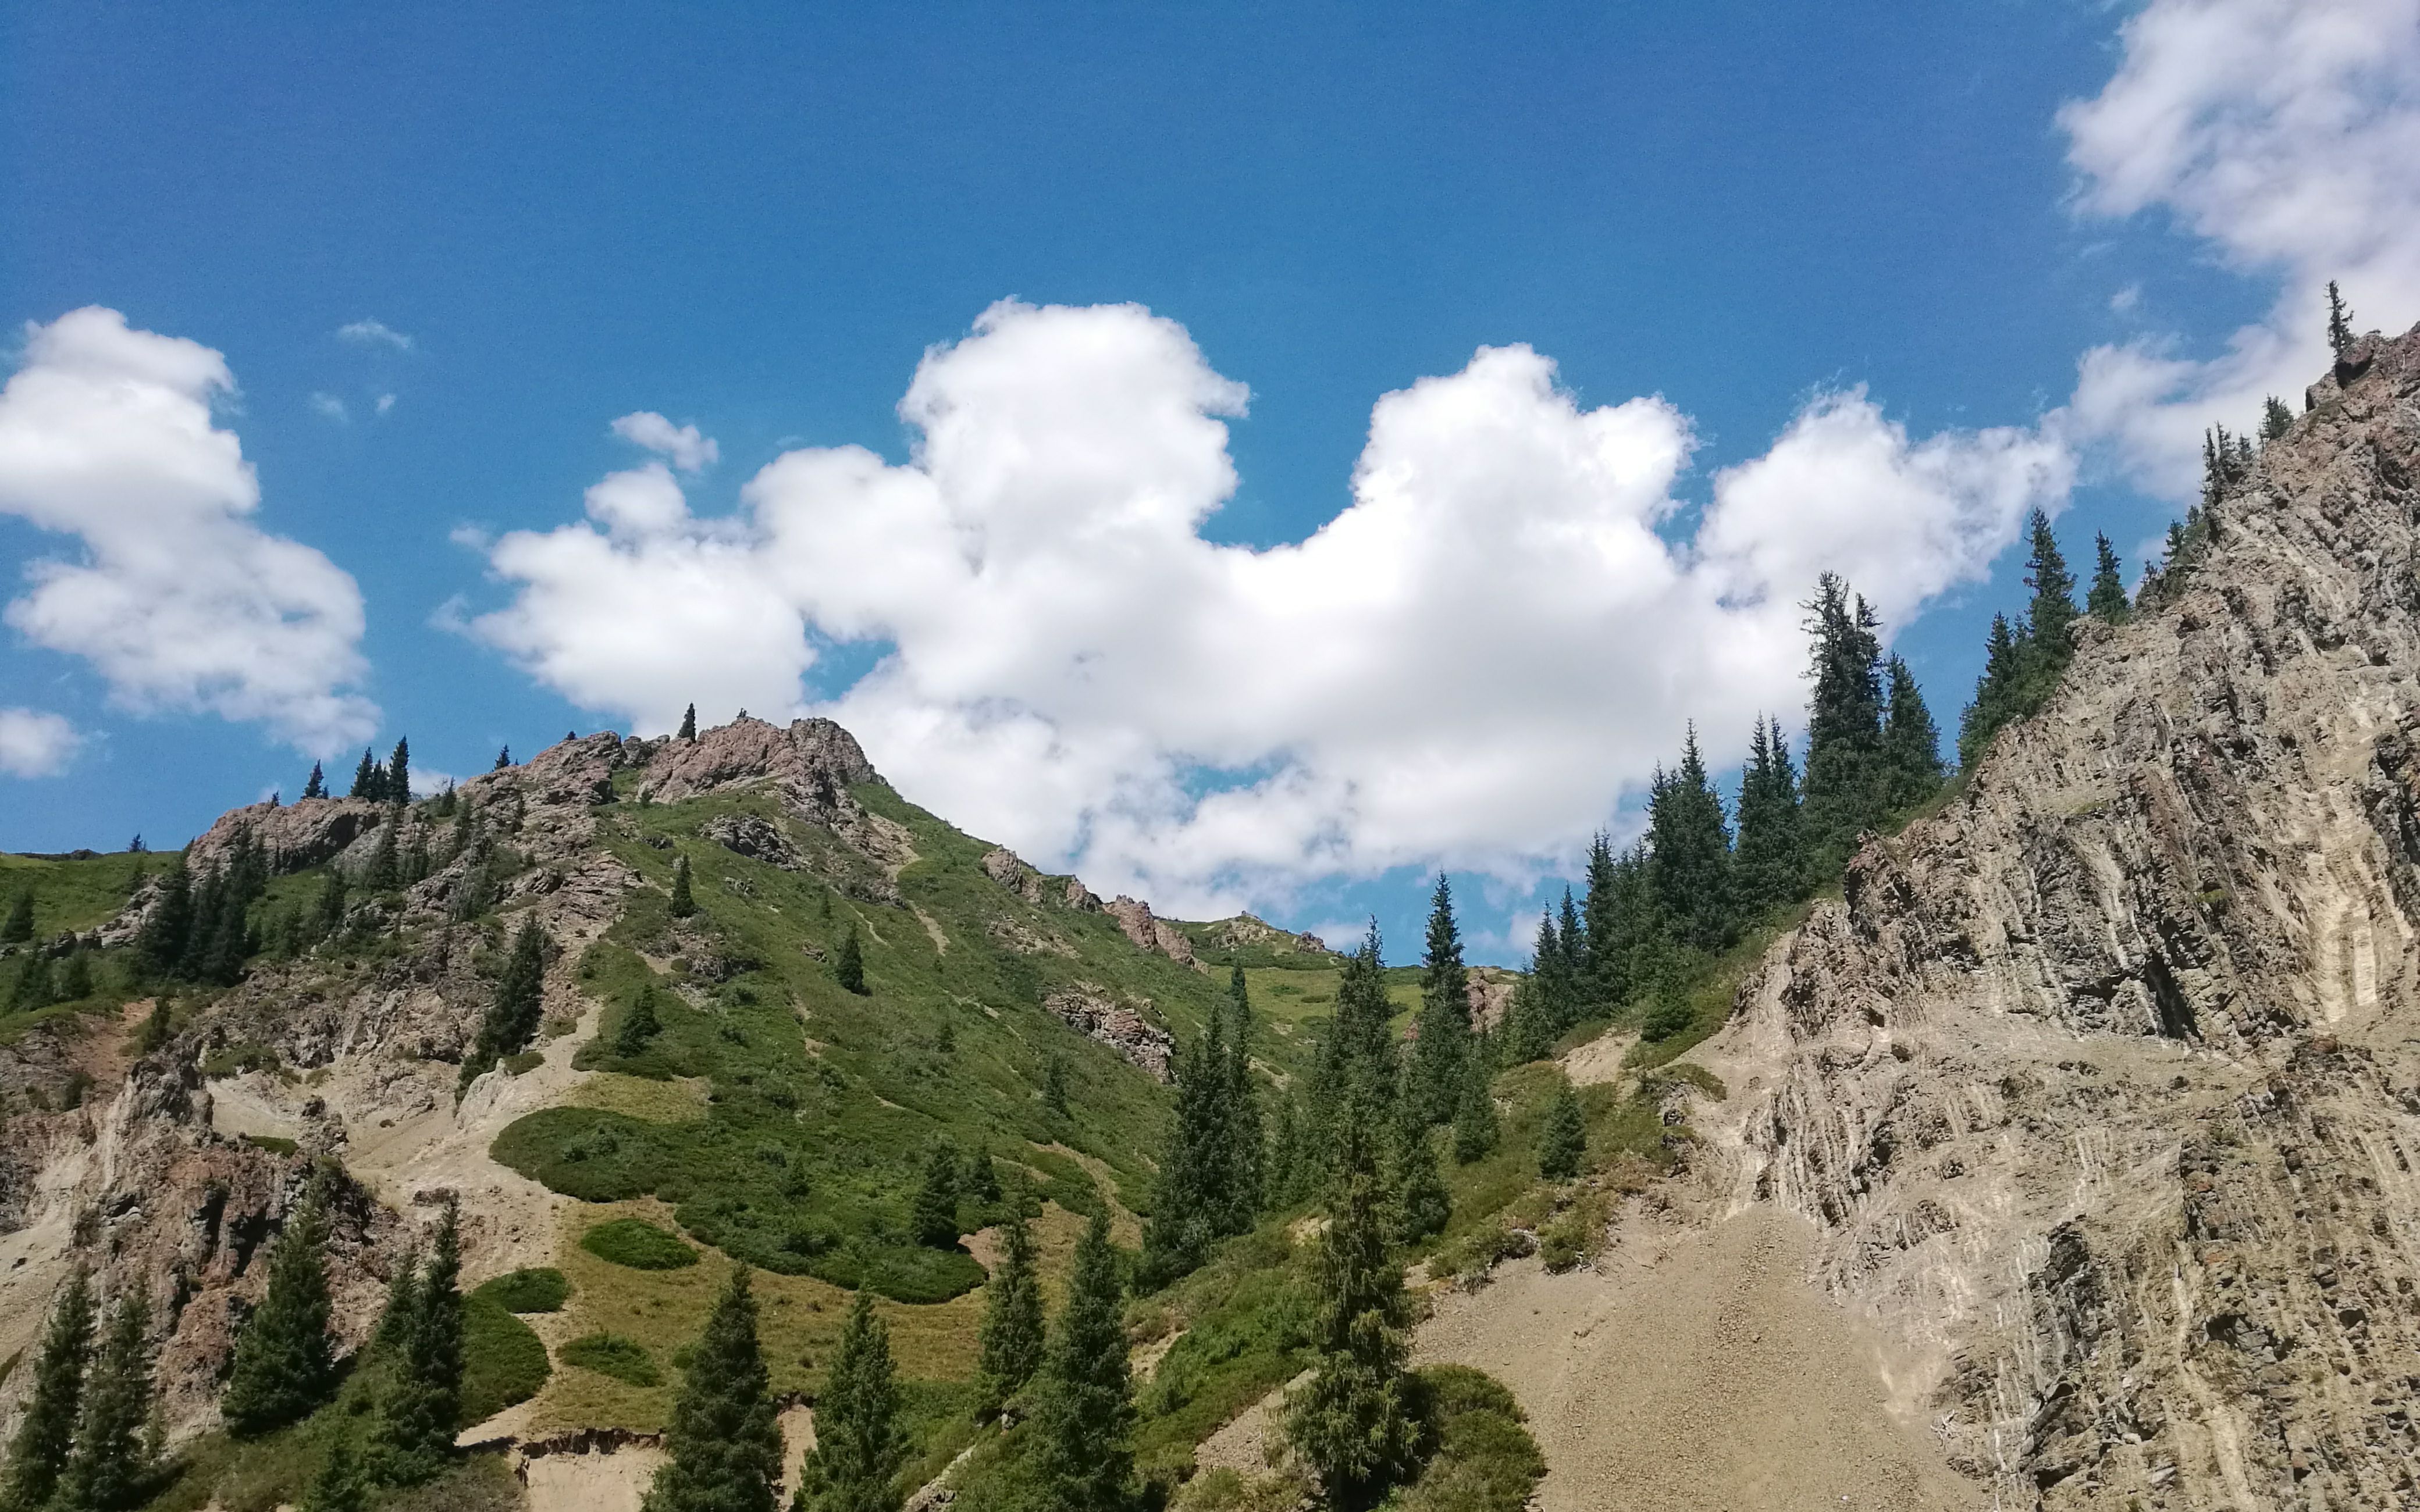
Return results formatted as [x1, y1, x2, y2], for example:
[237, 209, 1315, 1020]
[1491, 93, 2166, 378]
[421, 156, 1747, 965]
[337, 319, 414, 351]
[611, 412, 719, 473]
[0, 307, 379, 754]
[465, 299, 2066, 914]
[0, 708, 79, 778]
[2060, 0, 2420, 499]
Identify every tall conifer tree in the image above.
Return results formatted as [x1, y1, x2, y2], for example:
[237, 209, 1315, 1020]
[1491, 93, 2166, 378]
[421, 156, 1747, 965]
[1646, 728, 1734, 953]
[668, 855, 696, 918]
[1451, 1056, 1499, 1164]
[793, 1292, 903, 1512]
[834, 925, 866, 995]
[387, 738, 411, 803]
[2023, 509, 2079, 669]
[973, 1216, 1044, 1417]
[1283, 1103, 1418, 1505]
[1221, 966, 1264, 1228]
[222, 1178, 338, 1434]
[1537, 1079, 1586, 1181]
[1732, 716, 1806, 918]
[678, 704, 699, 741]
[645, 1268, 784, 1512]
[2088, 532, 2131, 624]
[464, 921, 547, 1085]
[1027, 1213, 1134, 1512]
[910, 1144, 960, 1249]
[1800, 573, 1889, 866]
[2327, 280, 2355, 354]
[1, 1269, 94, 1512]
[57, 1288, 154, 1512]
[1958, 613, 2027, 770]
[1406, 876, 1472, 1126]
[371, 1203, 463, 1485]
[1880, 657, 1945, 814]
[301, 762, 327, 801]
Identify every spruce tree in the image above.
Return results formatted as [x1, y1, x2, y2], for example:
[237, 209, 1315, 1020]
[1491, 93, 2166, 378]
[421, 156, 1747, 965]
[678, 704, 699, 741]
[973, 1215, 1044, 1418]
[350, 749, 379, 800]
[1451, 1058, 1498, 1164]
[372, 1246, 419, 1354]
[615, 985, 663, 1057]
[1385, 1110, 1450, 1245]
[1265, 1096, 1305, 1210]
[1958, 613, 2027, 770]
[370, 1202, 463, 1485]
[312, 869, 348, 940]
[1800, 573, 1891, 867]
[643, 1268, 784, 1512]
[1880, 657, 1945, 814]
[1553, 889, 1585, 1026]
[300, 1439, 369, 1512]
[1407, 876, 1472, 1127]
[56, 949, 95, 1004]
[793, 1291, 903, 1512]
[1027, 1212, 1134, 1512]
[136, 861, 194, 982]
[668, 855, 696, 918]
[494, 746, 512, 771]
[2327, 279, 2354, 354]
[8, 954, 56, 1014]
[910, 1143, 961, 1249]
[2261, 395, 2294, 441]
[2087, 532, 2131, 625]
[2, 889, 32, 944]
[464, 920, 547, 1085]
[1283, 1103, 1417, 1506]
[834, 926, 866, 995]
[387, 737, 411, 804]
[301, 762, 327, 801]
[1042, 1054, 1069, 1118]
[1220, 965, 1264, 1228]
[363, 821, 400, 894]
[1646, 728, 1735, 953]
[1537, 1079, 1586, 1182]
[57, 1287, 154, 1512]
[1, 1268, 94, 1512]
[222, 1179, 337, 1435]
[2023, 509, 2079, 669]
[1732, 716, 1807, 918]
[1140, 1005, 1223, 1286]
[1578, 834, 1620, 1009]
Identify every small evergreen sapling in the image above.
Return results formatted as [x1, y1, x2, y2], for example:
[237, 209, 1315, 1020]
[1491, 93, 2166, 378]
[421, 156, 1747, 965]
[3, 889, 35, 943]
[1536, 1078, 1586, 1182]
[910, 1144, 960, 1249]
[2261, 395, 2295, 441]
[614, 986, 663, 1057]
[2327, 279, 2355, 354]
[834, 925, 866, 995]
[300, 1440, 368, 1512]
[1042, 1054, 1069, 1118]
[668, 855, 696, 918]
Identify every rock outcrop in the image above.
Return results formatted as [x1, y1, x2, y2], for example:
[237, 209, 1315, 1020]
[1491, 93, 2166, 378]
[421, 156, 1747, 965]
[1701, 321, 2420, 1509]
[1043, 987, 1176, 1080]
[1105, 895, 1198, 968]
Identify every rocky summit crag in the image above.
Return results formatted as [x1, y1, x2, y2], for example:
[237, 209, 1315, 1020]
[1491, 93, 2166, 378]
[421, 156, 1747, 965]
[1700, 321, 2420, 1508]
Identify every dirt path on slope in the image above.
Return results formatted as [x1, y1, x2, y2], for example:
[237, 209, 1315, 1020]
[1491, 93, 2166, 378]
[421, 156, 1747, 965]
[1417, 1206, 1982, 1512]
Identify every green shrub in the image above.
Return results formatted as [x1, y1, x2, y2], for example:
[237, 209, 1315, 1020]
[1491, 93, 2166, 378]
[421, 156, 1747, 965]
[239, 1133, 298, 1157]
[501, 1050, 545, 1076]
[1639, 996, 1693, 1043]
[579, 1217, 697, 1271]
[471, 1268, 570, 1314]
[1396, 1365, 1544, 1512]
[460, 1296, 550, 1426]
[558, 1332, 660, 1387]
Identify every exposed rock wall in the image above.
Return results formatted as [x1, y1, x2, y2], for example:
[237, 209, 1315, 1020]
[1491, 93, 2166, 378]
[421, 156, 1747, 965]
[1702, 325, 2420, 1509]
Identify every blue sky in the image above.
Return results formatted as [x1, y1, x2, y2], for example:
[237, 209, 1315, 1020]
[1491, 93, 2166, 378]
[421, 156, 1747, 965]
[5, 1, 2415, 960]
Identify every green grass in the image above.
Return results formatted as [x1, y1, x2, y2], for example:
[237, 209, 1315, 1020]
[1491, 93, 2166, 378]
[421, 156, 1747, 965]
[0, 848, 155, 940]
[461, 1294, 551, 1425]
[579, 1217, 697, 1271]
[558, 1332, 660, 1387]
[471, 1267, 570, 1313]
[491, 784, 1291, 1301]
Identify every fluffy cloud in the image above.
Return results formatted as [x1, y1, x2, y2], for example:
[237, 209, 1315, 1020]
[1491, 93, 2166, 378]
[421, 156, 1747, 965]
[0, 708, 79, 778]
[611, 412, 719, 473]
[0, 308, 379, 753]
[337, 319, 413, 351]
[468, 300, 2066, 913]
[2059, 0, 2420, 498]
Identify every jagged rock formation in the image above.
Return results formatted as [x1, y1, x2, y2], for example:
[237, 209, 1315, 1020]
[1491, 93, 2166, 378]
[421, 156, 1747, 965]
[1104, 894, 1199, 967]
[1702, 323, 2420, 1509]
[1044, 987, 1177, 1080]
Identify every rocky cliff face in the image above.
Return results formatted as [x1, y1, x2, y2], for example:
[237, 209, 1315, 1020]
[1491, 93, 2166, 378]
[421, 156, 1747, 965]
[1702, 324, 2420, 1509]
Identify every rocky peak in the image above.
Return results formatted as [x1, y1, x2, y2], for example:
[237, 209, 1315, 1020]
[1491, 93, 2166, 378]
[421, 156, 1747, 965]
[1703, 319, 2420, 1507]
[640, 716, 880, 807]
